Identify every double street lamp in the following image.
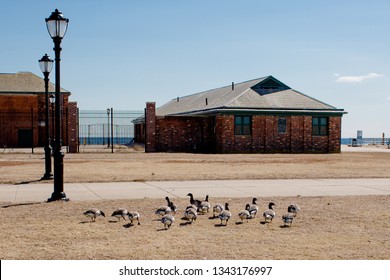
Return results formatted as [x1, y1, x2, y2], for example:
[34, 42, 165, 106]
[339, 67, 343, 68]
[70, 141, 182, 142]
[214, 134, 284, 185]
[45, 9, 69, 202]
[39, 54, 54, 180]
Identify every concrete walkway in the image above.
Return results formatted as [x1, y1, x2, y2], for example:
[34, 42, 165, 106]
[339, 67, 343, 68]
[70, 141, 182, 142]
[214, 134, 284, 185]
[1, 178, 390, 203]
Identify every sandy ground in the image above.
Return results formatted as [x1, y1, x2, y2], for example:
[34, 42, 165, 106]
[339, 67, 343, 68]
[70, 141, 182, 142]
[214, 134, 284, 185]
[0, 145, 390, 260]
[1, 195, 389, 260]
[1, 145, 390, 184]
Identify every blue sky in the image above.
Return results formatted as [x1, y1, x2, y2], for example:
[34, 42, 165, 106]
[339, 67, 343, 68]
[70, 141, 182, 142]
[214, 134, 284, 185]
[1, 0, 389, 138]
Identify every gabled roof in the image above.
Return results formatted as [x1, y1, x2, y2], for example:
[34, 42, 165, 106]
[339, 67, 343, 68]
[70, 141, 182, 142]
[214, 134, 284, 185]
[156, 76, 345, 116]
[0, 72, 70, 94]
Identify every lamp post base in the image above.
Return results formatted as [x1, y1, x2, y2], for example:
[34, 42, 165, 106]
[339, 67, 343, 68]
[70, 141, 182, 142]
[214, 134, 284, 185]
[41, 173, 53, 180]
[42, 145, 53, 180]
[47, 192, 69, 202]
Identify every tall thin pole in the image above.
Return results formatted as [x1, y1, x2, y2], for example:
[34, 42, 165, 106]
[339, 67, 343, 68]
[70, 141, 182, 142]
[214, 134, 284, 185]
[31, 107, 34, 154]
[111, 108, 114, 153]
[107, 109, 110, 148]
[42, 72, 53, 179]
[51, 98, 55, 147]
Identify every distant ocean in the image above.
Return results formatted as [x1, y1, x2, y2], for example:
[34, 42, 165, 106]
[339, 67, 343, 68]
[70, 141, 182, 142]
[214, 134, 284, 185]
[341, 138, 389, 145]
[79, 137, 134, 146]
[78, 137, 387, 146]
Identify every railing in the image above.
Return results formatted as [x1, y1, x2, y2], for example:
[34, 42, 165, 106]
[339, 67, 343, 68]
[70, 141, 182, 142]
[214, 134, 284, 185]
[341, 138, 389, 146]
[78, 110, 143, 147]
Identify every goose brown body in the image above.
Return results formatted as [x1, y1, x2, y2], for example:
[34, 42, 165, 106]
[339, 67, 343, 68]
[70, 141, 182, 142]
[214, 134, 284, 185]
[127, 211, 141, 225]
[213, 203, 224, 218]
[111, 208, 128, 221]
[199, 195, 211, 214]
[218, 203, 232, 226]
[288, 204, 300, 216]
[155, 202, 174, 216]
[249, 198, 259, 218]
[187, 193, 202, 211]
[282, 212, 294, 227]
[83, 208, 105, 222]
[263, 202, 276, 223]
[238, 204, 251, 223]
[184, 207, 197, 223]
[165, 197, 178, 214]
[161, 214, 175, 229]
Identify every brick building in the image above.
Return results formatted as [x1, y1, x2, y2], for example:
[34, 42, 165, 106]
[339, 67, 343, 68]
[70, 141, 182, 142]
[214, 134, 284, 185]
[0, 72, 78, 152]
[134, 76, 346, 153]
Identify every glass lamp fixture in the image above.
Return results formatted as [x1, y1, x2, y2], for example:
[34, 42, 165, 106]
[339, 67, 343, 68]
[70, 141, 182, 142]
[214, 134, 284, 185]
[45, 9, 69, 39]
[39, 54, 54, 74]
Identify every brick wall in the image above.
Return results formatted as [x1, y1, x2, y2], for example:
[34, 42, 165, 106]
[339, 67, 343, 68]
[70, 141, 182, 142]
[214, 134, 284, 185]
[145, 102, 156, 152]
[215, 115, 234, 152]
[0, 93, 73, 149]
[155, 116, 215, 153]
[0, 94, 39, 147]
[214, 115, 342, 153]
[67, 102, 78, 153]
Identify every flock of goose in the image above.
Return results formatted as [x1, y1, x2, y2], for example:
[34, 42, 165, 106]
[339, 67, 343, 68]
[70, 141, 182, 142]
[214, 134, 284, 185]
[83, 193, 300, 230]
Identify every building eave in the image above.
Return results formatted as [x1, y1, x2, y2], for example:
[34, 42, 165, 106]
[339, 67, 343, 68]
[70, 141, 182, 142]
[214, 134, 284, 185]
[160, 107, 347, 117]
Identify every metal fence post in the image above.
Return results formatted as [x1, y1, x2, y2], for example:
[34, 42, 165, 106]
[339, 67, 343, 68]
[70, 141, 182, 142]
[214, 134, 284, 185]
[111, 108, 114, 153]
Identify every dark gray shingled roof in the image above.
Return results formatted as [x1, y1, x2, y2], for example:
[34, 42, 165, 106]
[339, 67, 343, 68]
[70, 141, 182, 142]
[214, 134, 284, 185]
[0, 72, 70, 94]
[156, 76, 345, 116]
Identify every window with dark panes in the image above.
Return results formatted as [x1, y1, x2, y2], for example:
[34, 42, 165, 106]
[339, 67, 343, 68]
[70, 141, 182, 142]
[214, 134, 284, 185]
[234, 116, 251, 135]
[278, 117, 286, 133]
[312, 117, 328, 136]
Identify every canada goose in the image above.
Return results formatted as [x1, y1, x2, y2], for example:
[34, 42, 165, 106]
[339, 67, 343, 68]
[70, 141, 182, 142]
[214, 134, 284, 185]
[165, 197, 178, 213]
[155, 202, 174, 216]
[186, 204, 198, 211]
[249, 198, 259, 218]
[288, 203, 300, 216]
[213, 203, 224, 218]
[83, 208, 105, 222]
[161, 214, 175, 229]
[263, 202, 276, 223]
[282, 212, 294, 227]
[219, 203, 232, 226]
[111, 208, 128, 221]
[238, 204, 251, 223]
[127, 211, 141, 225]
[199, 195, 211, 214]
[184, 207, 197, 223]
[187, 193, 202, 211]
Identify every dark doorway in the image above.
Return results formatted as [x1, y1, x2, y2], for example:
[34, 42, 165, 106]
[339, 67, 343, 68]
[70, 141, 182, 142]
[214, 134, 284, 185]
[18, 129, 32, 148]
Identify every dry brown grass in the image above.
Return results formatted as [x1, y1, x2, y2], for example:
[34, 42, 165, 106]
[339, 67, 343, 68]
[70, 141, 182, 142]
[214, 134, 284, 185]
[1, 148, 390, 184]
[1, 195, 389, 260]
[1, 147, 390, 260]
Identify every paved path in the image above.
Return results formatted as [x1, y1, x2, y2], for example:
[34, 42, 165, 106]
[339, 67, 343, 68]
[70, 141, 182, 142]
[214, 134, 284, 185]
[1, 178, 390, 203]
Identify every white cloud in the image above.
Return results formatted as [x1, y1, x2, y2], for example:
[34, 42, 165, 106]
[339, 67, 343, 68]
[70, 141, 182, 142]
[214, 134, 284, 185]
[335, 73, 384, 83]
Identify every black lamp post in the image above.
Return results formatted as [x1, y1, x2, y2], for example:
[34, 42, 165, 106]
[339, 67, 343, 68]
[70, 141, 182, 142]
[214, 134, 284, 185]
[49, 94, 55, 148]
[39, 54, 54, 180]
[46, 9, 69, 202]
[107, 108, 110, 148]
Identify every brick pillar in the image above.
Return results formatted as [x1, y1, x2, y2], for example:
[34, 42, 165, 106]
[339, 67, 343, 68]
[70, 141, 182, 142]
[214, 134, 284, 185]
[67, 102, 78, 153]
[145, 102, 156, 153]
